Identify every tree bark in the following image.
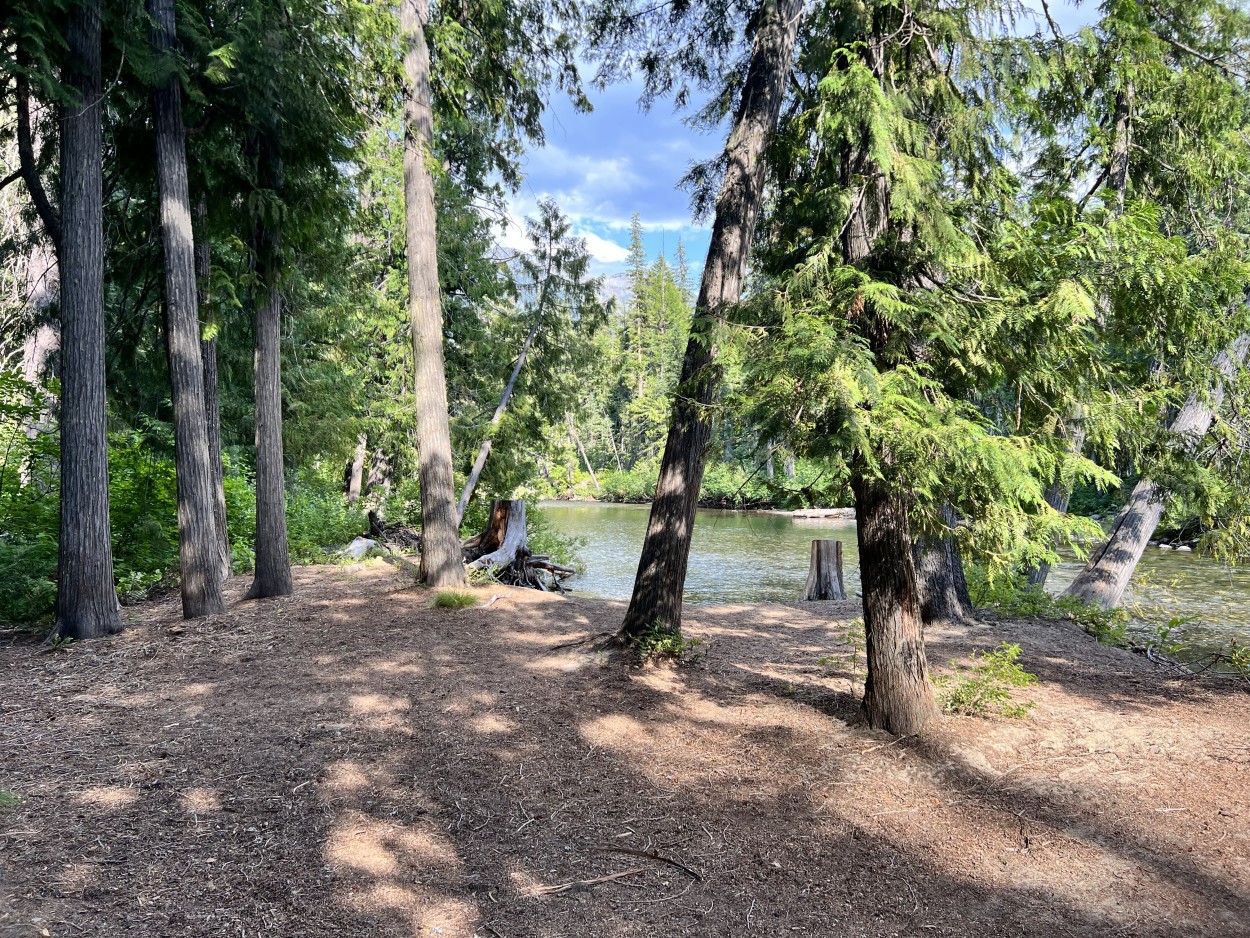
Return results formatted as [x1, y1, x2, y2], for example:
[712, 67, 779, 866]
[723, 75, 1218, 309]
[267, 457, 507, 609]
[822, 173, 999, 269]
[616, 0, 804, 642]
[15, 66, 61, 251]
[193, 197, 231, 584]
[402, 0, 465, 587]
[150, 0, 225, 617]
[457, 320, 540, 522]
[54, 0, 121, 640]
[246, 133, 292, 599]
[854, 476, 940, 736]
[1062, 334, 1250, 609]
[914, 504, 972, 623]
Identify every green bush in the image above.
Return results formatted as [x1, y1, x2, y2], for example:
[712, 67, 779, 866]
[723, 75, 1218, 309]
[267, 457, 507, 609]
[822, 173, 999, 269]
[284, 464, 368, 564]
[934, 642, 1038, 718]
[967, 565, 1130, 645]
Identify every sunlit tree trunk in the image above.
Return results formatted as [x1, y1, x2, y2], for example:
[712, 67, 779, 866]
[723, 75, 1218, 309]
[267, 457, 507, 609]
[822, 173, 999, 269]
[1063, 335, 1250, 609]
[616, 0, 804, 642]
[193, 197, 231, 584]
[401, 0, 465, 586]
[150, 0, 225, 617]
[54, 0, 121, 639]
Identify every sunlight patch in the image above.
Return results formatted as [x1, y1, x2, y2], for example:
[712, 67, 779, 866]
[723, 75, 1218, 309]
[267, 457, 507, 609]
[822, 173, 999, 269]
[180, 787, 221, 813]
[77, 786, 139, 810]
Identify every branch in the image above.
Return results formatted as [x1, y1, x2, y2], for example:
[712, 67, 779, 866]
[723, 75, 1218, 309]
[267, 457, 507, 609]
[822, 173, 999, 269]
[15, 71, 61, 251]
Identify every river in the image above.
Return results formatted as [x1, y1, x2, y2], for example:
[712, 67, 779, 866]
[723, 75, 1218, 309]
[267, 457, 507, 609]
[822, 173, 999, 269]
[540, 500, 1250, 651]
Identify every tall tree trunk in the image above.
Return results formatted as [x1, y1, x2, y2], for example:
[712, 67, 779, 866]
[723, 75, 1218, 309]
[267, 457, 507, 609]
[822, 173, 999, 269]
[1063, 335, 1250, 609]
[246, 137, 293, 599]
[150, 0, 225, 617]
[54, 0, 121, 639]
[346, 434, 367, 505]
[616, 0, 804, 642]
[854, 476, 940, 735]
[783, 451, 796, 479]
[194, 197, 231, 583]
[402, 0, 465, 587]
[457, 319, 540, 523]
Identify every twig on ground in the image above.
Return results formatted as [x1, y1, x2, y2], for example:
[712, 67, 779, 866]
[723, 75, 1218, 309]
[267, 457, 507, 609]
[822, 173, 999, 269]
[593, 844, 703, 881]
[529, 866, 646, 895]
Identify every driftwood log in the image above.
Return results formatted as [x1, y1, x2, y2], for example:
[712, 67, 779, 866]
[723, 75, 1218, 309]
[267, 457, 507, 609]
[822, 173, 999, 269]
[462, 499, 575, 591]
[802, 539, 847, 601]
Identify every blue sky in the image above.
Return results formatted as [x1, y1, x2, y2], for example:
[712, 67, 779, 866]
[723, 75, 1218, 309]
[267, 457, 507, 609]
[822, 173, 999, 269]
[500, 1, 1096, 281]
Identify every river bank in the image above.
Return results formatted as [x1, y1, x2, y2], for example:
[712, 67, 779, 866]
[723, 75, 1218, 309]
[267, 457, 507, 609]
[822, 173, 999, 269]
[2, 561, 1247, 937]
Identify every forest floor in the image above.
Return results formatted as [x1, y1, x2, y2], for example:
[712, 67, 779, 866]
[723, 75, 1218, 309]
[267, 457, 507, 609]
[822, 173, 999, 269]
[2, 562, 1249, 938]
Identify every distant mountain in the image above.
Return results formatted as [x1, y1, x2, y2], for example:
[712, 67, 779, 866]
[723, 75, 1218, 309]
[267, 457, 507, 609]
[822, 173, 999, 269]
[597, 272, 632, 307]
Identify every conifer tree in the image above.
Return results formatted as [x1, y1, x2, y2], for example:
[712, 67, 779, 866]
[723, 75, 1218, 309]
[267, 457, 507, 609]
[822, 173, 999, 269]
[148, 0, 225, 617]
[54, 0, 122, 639]
[600, 0, 807, 644]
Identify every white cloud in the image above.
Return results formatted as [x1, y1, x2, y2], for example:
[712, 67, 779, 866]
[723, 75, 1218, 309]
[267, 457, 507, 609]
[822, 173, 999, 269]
[577, 231, 631, 264]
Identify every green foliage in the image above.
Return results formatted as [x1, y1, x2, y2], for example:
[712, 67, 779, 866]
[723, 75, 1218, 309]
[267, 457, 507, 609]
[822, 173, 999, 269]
[934, 643, 1038, 719]
[967, 566, 1130, 645]
[818, 616, 866, 679]
[432, 589, 479, 610]
[1229, 641, 1250, 680]
[283, 465, 368, 565]
[526, 505, 584, 570]
[0, 789, 19, 811]
[634, 623, 703, 662]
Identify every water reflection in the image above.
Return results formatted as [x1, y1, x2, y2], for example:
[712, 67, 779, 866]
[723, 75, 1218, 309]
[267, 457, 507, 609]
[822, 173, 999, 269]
[540, 501, 1250, 648]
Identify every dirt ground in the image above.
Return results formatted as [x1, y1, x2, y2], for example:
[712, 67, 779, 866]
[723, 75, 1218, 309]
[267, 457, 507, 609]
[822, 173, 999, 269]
[2, 561, 1248, 938]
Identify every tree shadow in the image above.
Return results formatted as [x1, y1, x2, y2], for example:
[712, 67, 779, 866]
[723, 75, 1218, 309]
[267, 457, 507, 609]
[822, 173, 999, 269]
[3, 564, 1247, 937]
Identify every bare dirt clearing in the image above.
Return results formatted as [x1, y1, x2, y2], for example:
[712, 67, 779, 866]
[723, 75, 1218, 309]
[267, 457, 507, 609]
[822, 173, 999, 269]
[2, 562, 1248, 937]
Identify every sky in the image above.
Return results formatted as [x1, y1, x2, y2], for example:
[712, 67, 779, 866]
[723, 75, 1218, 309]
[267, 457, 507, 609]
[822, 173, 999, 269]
[499, 1, 1097, 284]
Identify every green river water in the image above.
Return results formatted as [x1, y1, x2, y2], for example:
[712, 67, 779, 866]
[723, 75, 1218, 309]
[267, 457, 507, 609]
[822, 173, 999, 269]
[540, 500, 1250, 650]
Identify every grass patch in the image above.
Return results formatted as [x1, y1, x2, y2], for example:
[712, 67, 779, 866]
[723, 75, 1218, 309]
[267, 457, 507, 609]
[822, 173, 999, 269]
[0, 789, 19, 811]
[432, 589, 480, 610]
[934, 642, 1038, 718]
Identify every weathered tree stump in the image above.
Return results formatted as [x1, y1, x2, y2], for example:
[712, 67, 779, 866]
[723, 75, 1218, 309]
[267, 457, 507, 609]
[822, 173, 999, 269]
[802, 539, 846, 601]
[462, 500, 575, 591]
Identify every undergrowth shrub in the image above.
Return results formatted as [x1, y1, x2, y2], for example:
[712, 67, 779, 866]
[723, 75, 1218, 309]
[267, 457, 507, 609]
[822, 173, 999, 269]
[634, 622, 703, 662]
[967, 566, 1130, 645]
[934, 642, 1038, 718]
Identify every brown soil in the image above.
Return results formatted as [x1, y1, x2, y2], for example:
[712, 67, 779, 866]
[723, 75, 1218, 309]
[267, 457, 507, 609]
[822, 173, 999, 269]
[2, 562, 1248, 938]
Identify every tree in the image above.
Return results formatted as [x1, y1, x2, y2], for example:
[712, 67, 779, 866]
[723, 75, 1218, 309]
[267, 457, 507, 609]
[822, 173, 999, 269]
[402, 0, 465, 587]
[1024, 0, 1250, 604]
[193, 197, 231, 583]
[54, 0, 122, 639]
[740, 0, 1121, 734]
[149, 0, 225, 617]
[457, 199, 605, 519]
[613, 0, 806, 644]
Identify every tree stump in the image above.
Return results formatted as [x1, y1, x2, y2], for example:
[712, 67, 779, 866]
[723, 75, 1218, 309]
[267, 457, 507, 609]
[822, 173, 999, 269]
[802, 539, 846, 601]
[462, 500, 575, 591]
